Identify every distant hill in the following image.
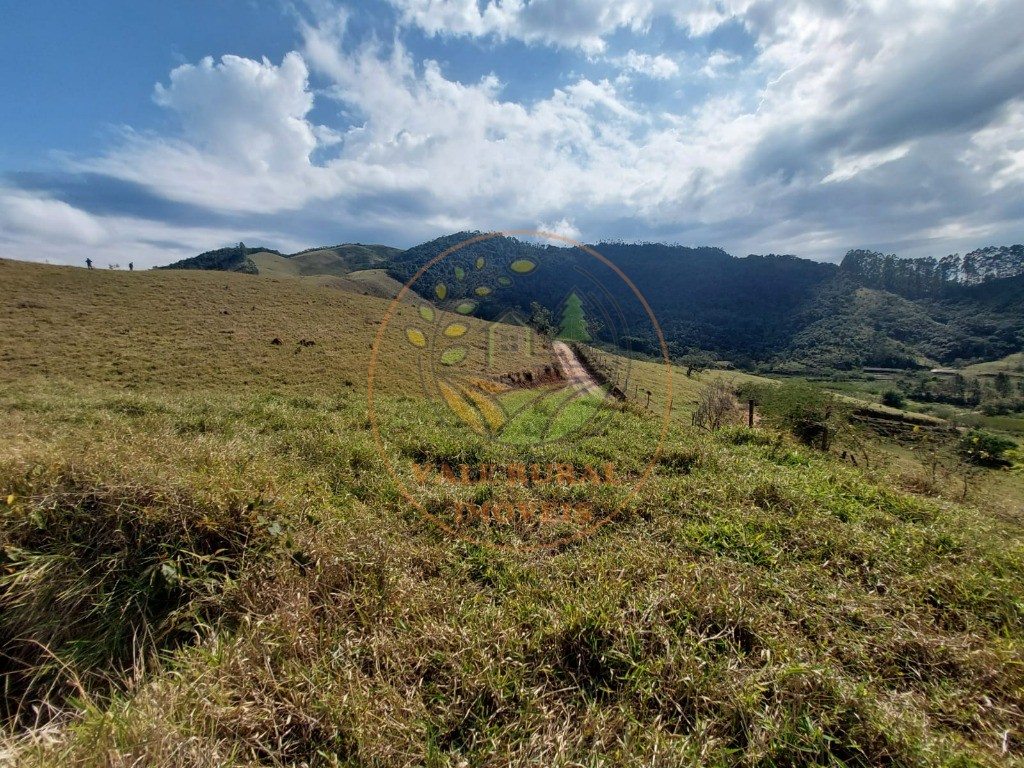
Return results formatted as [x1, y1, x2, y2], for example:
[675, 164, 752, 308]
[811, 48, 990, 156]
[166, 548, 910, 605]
[160, 234, 1024, 370]
[161, 242, 402, 279]
[156, 243, 278, 274]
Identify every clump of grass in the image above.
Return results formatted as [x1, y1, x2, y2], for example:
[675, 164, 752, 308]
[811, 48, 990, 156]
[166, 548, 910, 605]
[0, 460, 291, 724]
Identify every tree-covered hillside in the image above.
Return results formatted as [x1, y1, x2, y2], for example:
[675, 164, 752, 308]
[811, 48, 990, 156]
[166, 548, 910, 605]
[161, 234, 1024, 370]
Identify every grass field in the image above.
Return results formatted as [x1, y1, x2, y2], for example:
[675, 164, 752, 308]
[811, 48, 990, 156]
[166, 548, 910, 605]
[964, 352, 1024, 378]
[2, 260, 1024, 766]
[0, 258, 535, 398]
[576, 346, 772, 424]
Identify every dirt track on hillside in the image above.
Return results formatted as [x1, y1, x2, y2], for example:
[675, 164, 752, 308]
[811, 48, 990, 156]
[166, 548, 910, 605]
[552, 341, 604, 396]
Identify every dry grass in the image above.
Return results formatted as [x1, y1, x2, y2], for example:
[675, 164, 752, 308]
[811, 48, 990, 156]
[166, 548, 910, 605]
[1, 261, 1023, 767]
[0, 259, 537, 398]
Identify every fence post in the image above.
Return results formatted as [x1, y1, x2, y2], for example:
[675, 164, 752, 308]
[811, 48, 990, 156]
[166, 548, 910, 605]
[748, 399, 755, 428]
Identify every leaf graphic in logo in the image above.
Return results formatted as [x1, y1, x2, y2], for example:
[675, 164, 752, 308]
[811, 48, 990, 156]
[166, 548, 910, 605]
[437, 379, 485, 434]
[440, 348, 466, 365]
[455, 301, 477, 315]
[444, 323, 467, 338]
[454, 266, 465, 281]
[474, 286, 492, 297]
[457, 381, 506, 431]
[475, 256, 486, 270]
[497, 276, 512, 287]
[406, 328, 427, 347]
[418, 305, 434, 322]
[435, 284, 448, 300]
[510, 259, 536, 274]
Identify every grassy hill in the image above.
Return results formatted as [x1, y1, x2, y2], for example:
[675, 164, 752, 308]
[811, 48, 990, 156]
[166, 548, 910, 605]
[2, 260, 1023, 766]
[250, 252, 408, 299]
[964, 352, 1024, 378]
[249, 244, 403, 280]
[0, 258, 529, 397]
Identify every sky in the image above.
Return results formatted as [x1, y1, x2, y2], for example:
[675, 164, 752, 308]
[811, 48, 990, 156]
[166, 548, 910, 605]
[1, 0, 1022, 269]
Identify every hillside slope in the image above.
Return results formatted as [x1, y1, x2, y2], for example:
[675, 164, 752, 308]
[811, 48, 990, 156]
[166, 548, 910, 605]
[0, 258, 530, 396]
[163, 243, 403, 279]
[1, 257, 1023, 766]
[158, 234, 1024, 369]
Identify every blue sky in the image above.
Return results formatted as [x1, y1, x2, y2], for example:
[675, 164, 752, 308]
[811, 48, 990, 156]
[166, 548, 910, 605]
[1, 0, 1022, 268]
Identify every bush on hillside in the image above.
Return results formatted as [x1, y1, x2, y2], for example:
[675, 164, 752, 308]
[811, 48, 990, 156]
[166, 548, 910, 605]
[957, 430, 1018, 466]
[880, 389, 906, 408]
[740, 381, 849, 450]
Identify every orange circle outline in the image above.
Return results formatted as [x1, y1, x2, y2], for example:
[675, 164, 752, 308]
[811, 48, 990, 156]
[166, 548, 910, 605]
[367, 230, 672, 550]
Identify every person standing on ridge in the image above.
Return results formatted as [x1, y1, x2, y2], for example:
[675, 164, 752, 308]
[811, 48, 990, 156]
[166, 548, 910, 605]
[85, 258, 93, 269]
[128, 262, 134, 271]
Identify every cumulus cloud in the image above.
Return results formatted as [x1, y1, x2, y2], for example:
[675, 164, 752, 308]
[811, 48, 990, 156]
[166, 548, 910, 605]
[536, 218, 583, 242]
[384, 0, 751, 52]
[616, 50, 679, 80]
[0, 191, 108, 246]
[699, 51, 739, 79]
[13, 0, 1024, 265]
[77, 53, 345, 214]
[0, 187, 305, 268]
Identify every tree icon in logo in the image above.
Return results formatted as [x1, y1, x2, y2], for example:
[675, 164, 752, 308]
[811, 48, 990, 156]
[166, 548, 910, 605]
[557, 291, 591, 342]
[402, 253, 563, 439]
[367, 230, 673, 549]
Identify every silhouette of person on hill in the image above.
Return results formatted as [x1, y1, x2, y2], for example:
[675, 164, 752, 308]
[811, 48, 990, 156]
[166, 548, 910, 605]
[85, 258, 93, 269]
[128, 262, 134, 271]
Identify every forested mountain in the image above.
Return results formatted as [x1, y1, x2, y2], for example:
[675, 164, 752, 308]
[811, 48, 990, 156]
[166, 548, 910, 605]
[161, 234, 1024, 370]
[158, 242, 279, 274]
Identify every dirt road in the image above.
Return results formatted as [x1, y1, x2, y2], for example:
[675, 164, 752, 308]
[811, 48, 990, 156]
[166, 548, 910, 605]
[552, 341, 604, 396]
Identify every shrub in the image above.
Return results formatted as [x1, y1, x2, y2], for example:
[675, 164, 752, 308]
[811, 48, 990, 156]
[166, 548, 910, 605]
[740, 382, 848, 450]
[880, 390, 906, 408]
[692, 380, 737, 431]
[957, 430, 1017, 466]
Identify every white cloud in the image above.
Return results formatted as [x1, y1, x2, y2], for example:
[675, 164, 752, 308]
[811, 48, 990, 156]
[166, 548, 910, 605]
[536, 218, 583, 243]
[78, 53, 345, 214]
[0, 191, 108, 246]
[0, 188, 305, 269]
[699, 51, 739, 78]
[22, 0, 1024, 265]
[962, 99, 1024, 192]
[382, 0, 766, 52]
[616, 50, 679, 79]
[821, 144, 912, 184]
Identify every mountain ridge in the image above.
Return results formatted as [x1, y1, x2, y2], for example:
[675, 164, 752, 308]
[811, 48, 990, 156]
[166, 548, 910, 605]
[160, 234, 1024, 369]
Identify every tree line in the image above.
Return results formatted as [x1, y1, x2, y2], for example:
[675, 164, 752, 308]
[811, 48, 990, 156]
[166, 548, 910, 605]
[840, 245, 1024, 297]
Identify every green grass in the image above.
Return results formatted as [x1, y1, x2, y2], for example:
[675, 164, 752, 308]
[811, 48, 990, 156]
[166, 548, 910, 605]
[964, 353, 1024, 378]
[2, 261, 1024, 766]
[2, 383, 1023, 766]
[496, 386, 613, 445]
[959, 412, 1024, 438]
[577, 345, 772, 424]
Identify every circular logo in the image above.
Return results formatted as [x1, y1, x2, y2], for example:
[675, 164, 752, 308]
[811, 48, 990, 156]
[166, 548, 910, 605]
[368, 231, 671, 549]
